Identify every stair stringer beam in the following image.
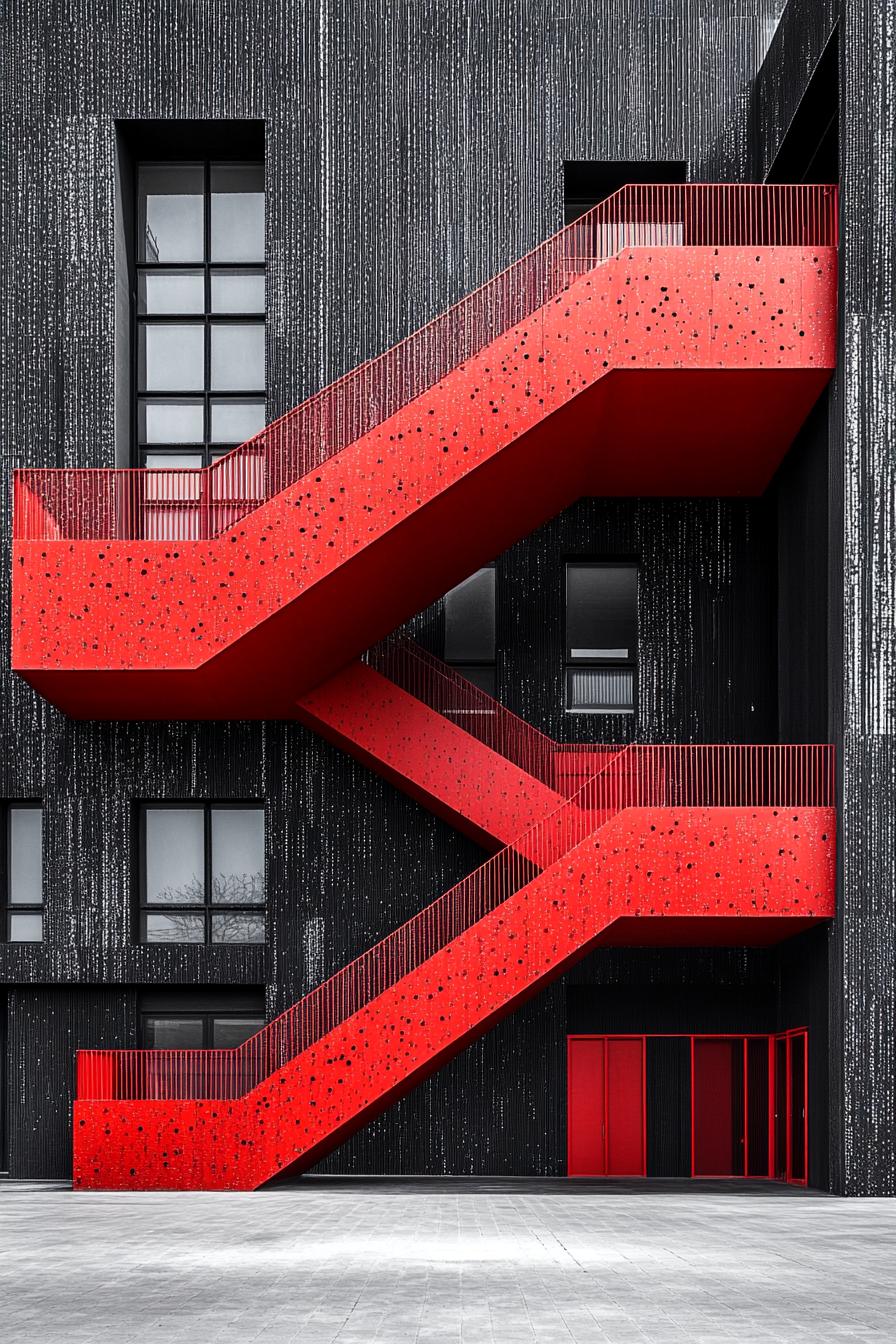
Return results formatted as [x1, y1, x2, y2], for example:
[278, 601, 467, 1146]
[72, 804, 835, 1190]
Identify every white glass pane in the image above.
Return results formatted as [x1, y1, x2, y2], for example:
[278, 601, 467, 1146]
[9, 913, 42, 942]
[141, 508, 202, 541]
[212, 1017, 264, 1049]
[143, 452, 204, 471]
[145, 809, 205, 904]
[141, 459, 202, 514]
[211, 912, 265, 944]
[210, 324, 264, 392]
[211, 270, 265, 313]
[566, 667, 634, 713]
[138, 164, 205, 263]
[144, 912, 206, 943]
[210, 164, 264, 262]
[139, 400, 204, 444]
[144, 1017, 204, 1048]
[211, 809, 264, 905]
[138, 270, 205, 314]
[140, 324, 205, 392]
[209, 448, 265, 502]
[9, 808, 42, 905]
[210, 399, 265, 444]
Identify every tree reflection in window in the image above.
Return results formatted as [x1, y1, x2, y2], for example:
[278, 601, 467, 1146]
[140, 804, 265, 944]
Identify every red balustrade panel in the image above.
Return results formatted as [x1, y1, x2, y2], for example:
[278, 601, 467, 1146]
[12, 186, 837, 720]
[73, 744, 835, 1192]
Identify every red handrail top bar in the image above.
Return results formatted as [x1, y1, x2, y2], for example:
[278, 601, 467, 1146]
[76, 742, 835, 1102]
[14, 184, 838, 543]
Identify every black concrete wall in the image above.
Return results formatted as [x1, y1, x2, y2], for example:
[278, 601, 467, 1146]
[748, 0, 896, 1196]
[3, 0, 878, 1187]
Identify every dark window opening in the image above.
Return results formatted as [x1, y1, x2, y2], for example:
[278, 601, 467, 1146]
[563, 161, 688, 224]
[138, 803, 265, 945]
[443, 565, 497, 697]
[1, 804, 43, 943]
[565, 563, 637, 714]
[142, 1012, 265, 1050]
[765, 28, 838, 185]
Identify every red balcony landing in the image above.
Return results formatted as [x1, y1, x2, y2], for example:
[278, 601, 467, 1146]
[12, 185, 838, 721]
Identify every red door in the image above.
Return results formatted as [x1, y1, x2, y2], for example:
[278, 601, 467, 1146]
[567, 1036, 645, 1177]
[773, 1029, 808, 1185]
[567, 1037, 606, 1175]
[692, 1037, 745, 1176]
[606, 1038, 645, 1175]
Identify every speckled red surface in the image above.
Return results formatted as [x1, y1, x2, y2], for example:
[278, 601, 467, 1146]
[14, 247, 836, 718]
[73, 805, 835, 1190]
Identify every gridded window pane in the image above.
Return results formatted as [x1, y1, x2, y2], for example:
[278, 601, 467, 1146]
[210, 398, 265, 444]
[138, 270, 205, 314]
[444, 568, 496, 663]
[9, 808, 42, 905]
[145, 809, 205, 904]
[212, 1017, 264, 1048]
[211, 911, 265, 944]
[142, 509, 202, 542]
[138, 165, 205, 263]
[139, 324, 205, 392]
[142, 451, 204, 473]
[210, 323, 264, 391]
[145, 912, 206, 943]
[210, 164, 264, 263]
[9, 912, 42, 942]
[144, 1016, 205, 1048]
[211, 809, 264, 905]
[566, 565, 637, 660]
[138, 399, 205, 444]
[566, 667, 634, 713]
[211, 270, 265, 313]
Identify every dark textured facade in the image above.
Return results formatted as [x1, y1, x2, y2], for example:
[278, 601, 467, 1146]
[1, 1, 892, 1194]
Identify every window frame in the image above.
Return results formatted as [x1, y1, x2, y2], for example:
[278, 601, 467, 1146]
[137, 801, 266, 945]
[134, 158, 266, 470]
[2, 802, 44, 944]
[563, 560, 639, 716]
[140, 1010, 266, 1050]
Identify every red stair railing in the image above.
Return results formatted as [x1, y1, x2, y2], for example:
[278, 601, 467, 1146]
[15, 184, 838, 544]
[368, 636, 616, 792]
[76, 743, 834, 1103]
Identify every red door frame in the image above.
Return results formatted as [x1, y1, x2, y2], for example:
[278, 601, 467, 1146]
[567, 1035, 647, 1177]
[772, 1027, 809, 1186]
[567, 1030, 808, 1184]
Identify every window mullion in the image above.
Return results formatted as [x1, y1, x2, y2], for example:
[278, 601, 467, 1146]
[205, 804, 212, 945]
[204, 160, 212, 456]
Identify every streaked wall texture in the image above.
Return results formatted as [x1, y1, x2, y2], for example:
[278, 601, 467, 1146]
[4, 0, 892, 1194]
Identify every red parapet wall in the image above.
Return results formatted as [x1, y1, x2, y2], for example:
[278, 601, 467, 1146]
[74, 804, 835, 1191]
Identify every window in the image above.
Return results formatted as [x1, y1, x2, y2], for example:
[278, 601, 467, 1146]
[2, 805, 43, 943]
[139, 804, 265, 944]
[563, 161, 687, 224]
[443, 565, 497, 695]
[565, 563, 638, 714]
[136, 160, 265, 469]
[142, 1013, 264, 1050]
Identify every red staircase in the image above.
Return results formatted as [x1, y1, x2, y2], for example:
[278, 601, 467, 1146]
[74, 743, 835, 1190]
[12, 183, 839, 1188]
[295, 638, 622, 852]
[12, 184, 838, 719]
